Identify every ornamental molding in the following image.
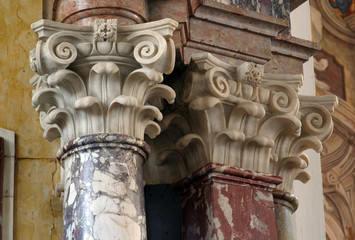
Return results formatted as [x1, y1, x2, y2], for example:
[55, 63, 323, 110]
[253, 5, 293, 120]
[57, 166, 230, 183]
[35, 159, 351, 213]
[29, 19, 178, 145]
[144, 53, 338, 193]
[310, 0, 355, 44]
[316, 89, 355, 240]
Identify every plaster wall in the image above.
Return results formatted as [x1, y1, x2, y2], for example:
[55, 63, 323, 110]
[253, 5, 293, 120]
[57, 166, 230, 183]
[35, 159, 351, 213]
[291, 2, 326, 240]
[0, 0, 62, 239]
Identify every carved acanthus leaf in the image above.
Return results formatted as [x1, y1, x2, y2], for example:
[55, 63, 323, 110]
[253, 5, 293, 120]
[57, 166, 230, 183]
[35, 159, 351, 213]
[144, 53, 337, 193]
[30, 19, 178, 145]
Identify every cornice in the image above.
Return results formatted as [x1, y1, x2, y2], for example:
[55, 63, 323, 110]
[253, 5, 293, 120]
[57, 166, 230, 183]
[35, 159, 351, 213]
[148, 0, 320, 71]
[190, 0, 288, 37]
[271, 33, 321, 61]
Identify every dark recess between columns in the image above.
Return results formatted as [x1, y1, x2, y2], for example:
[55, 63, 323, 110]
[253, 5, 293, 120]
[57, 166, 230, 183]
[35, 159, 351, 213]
[145, 185, 181, 240]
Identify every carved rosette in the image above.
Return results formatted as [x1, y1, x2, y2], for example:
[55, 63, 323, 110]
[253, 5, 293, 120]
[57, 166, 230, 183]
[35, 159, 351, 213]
[145, 53, 338, 194]
[29, 18, 178, 145]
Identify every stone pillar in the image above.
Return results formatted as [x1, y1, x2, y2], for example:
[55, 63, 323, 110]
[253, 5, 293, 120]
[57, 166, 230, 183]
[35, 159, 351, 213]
[53, 0, 148, 26]
[29, 18, 177, 239]
[175, 163, 281, 240]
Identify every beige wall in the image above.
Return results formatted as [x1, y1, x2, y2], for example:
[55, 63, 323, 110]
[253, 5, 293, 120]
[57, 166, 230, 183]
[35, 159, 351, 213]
[291, 1, 326, 240]
[0, 0, 62, 239]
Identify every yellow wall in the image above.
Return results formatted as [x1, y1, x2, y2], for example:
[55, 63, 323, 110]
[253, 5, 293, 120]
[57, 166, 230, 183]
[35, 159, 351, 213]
[16, 159, 62, 239]
[0, 0, 62, 239]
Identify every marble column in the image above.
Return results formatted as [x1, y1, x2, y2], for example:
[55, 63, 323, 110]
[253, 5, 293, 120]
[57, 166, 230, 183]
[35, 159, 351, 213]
[175, 163, 281, 240]
[29, 18, 177, 239]
[57, 134, 149, 239]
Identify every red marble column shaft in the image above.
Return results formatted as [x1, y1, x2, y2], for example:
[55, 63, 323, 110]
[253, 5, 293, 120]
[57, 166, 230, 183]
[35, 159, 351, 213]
[175, 163, 282, 240]
[53, 0, 148, 26]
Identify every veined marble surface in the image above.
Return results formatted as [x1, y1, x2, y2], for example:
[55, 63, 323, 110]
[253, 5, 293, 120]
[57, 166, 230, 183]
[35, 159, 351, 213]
[59, 134, 149, 240]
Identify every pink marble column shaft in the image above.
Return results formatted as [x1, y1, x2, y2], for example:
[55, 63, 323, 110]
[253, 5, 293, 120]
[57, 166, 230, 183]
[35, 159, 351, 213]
[53, 0, 148, 26]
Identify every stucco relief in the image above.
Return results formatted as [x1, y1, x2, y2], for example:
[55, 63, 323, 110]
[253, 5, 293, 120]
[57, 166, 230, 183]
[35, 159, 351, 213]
[317, 87, 355, 240]
[311, 0, 355, 44]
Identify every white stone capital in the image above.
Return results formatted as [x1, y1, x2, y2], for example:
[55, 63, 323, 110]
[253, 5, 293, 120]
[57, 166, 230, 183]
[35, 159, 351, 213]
[30, 18, 178, 145]
[145, 53, 338, 193]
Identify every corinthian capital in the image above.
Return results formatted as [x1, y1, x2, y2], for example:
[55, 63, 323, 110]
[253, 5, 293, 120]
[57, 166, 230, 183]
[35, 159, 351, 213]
[29, 19, 178, 144]
[145, 53, 338, 193]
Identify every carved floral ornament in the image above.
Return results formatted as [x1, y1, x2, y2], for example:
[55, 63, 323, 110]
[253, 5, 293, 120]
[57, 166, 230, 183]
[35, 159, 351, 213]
[29, 18, 178, 145]
[144, 53, 338, 193]
[28, 18, 337, 196]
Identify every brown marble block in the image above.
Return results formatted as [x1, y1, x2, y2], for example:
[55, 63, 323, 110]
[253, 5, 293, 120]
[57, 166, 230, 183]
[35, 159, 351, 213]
[175, 163, 282, 240]
[57, 134, 150, 240]
[148, 0, 319, 74]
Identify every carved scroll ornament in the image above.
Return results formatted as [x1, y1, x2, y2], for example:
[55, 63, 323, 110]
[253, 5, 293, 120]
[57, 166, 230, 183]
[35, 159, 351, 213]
[144, 53, 338, 193]
[29, 19, 178, 145]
